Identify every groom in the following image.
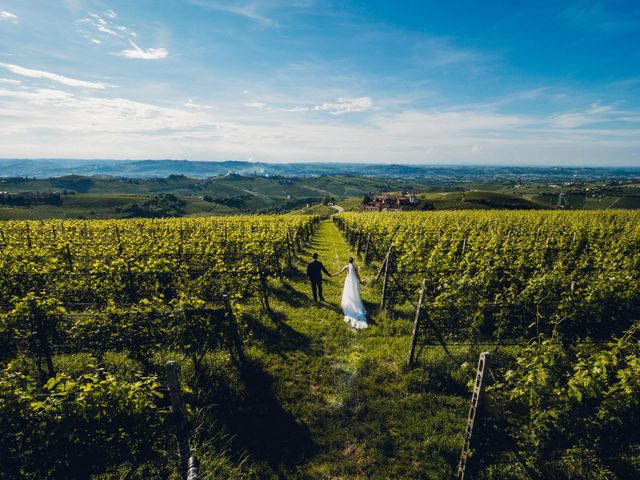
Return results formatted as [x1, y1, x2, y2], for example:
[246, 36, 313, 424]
[307, 253, 331, 302]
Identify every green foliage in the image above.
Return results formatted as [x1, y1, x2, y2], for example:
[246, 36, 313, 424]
[336, 210, 640, 340]
[490, 322, 640, 477]
[0, 215, 317, 478]
[116, 194, 187, 218]
[0, 364, 168, 479]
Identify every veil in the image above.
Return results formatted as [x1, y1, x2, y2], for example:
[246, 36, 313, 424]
[341, 264, 367, 329]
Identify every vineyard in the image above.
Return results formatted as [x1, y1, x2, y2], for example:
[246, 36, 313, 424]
[0, 215, 317, 479]
[335, 210, 640, 478]
[1, 210, 639, 479]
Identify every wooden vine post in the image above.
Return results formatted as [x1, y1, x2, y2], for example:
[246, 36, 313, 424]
[457, 351, 491, 480]
[273, 245, 284, 281]
[407, 279, 427, 368]
[253, 254, 271, 314]
[65, 243, 73, 269]
[379, 243, 394, 310]
[363, 233, 371, 264]
[285, 232, 294, 267]
[30, 299, 55, 383]
[166, 361, 191, 476]
[223, 295, 247, 365]
[356, 231, 363, 256]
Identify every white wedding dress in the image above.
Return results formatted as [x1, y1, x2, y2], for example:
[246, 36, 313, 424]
[341, 264, 368, 329]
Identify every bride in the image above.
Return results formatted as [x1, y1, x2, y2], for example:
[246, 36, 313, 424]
[332, 257, 367, 329]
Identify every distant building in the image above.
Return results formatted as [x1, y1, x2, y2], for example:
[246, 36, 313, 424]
[361, 192, 416, 211]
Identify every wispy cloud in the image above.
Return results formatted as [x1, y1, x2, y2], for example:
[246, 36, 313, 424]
[0, 11, 19, 23]
[79, 10, 167, 59]
[188, 1, 276, 26]
[0, 78, 21, 85]
[184, 99, 212, 110]
[0, 85, 216, 135]
[471, 144, 485, 154]
[412, 37, 485, 67]
[245, 101, 308, 112]
[0, 63, 109, 89]
[245, 101, 267, 109]
[313, 97, 374, 115]
[114, 40, 168, 60]
[550, 103, 621, 128]
[82, 11, 136, 38]
[187, 0, 316, 27]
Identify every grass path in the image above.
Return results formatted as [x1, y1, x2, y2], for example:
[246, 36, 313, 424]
[239, 220, 469, 479]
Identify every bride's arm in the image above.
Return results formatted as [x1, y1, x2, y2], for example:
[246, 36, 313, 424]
[354, 265, 365, 285]
[331, 265, 348, 277]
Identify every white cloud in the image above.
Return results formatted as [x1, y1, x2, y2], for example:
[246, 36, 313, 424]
[0, 63, 109, 89]
[187, 1, 276, 26]
[0, 80, 638, 165]
[184, 99, 212, 110]
[0, 86, 216, 135]
[277, 106, 308, 112]
[0, 11, 19, 23]
[244, 101, 308, 112]
[115, 40, 168, 60]
[371, 110, 528, 137]
[0, 78, 21, 85]
[313, 96, 374, 115]
[81, 11, 138, 40]
[550, 103, 619, 128]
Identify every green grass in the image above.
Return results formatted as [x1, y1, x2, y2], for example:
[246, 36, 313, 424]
[336, 197, 364, 211]
[292, 203, 337, 219]
[239, 221, 470, 478]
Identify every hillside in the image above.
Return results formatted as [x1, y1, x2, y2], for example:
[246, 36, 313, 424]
[1, 171, 640, 220]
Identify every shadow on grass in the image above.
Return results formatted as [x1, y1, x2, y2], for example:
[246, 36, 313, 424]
[244, 310, 312, 355]
[270, 282, 315, 308]
[280, 266, 309, 284]
[197, 361, 317, 476]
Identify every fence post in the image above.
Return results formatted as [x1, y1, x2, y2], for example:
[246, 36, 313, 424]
[253, 254, 271, 314]
[30, 299, 55, 383]
[363, 233, 371, 264]
[223, 295, 246, 365]
[408, 279, 427, 368]
[285, 232, 294, 267]
[380, 244, 393, 310]
[65, 243, 73, 269]
[273, 245, 284, 281]
[166, 361, 190, 474]
[457, 352, 491, 480]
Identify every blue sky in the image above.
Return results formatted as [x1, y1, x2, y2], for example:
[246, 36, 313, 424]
[0, 0, 639, 165]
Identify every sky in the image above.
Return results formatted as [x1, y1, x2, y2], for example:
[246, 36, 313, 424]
[0, 1, 639, 165]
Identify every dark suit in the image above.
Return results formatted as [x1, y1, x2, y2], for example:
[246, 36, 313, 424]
[307, 259, 330, 301]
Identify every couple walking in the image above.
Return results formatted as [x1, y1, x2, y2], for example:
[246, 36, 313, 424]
[306, 253, 368, 329]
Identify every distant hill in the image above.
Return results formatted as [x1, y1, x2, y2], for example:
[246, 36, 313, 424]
[1, 166, 639, 220]
[1, 159, 639, 182]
